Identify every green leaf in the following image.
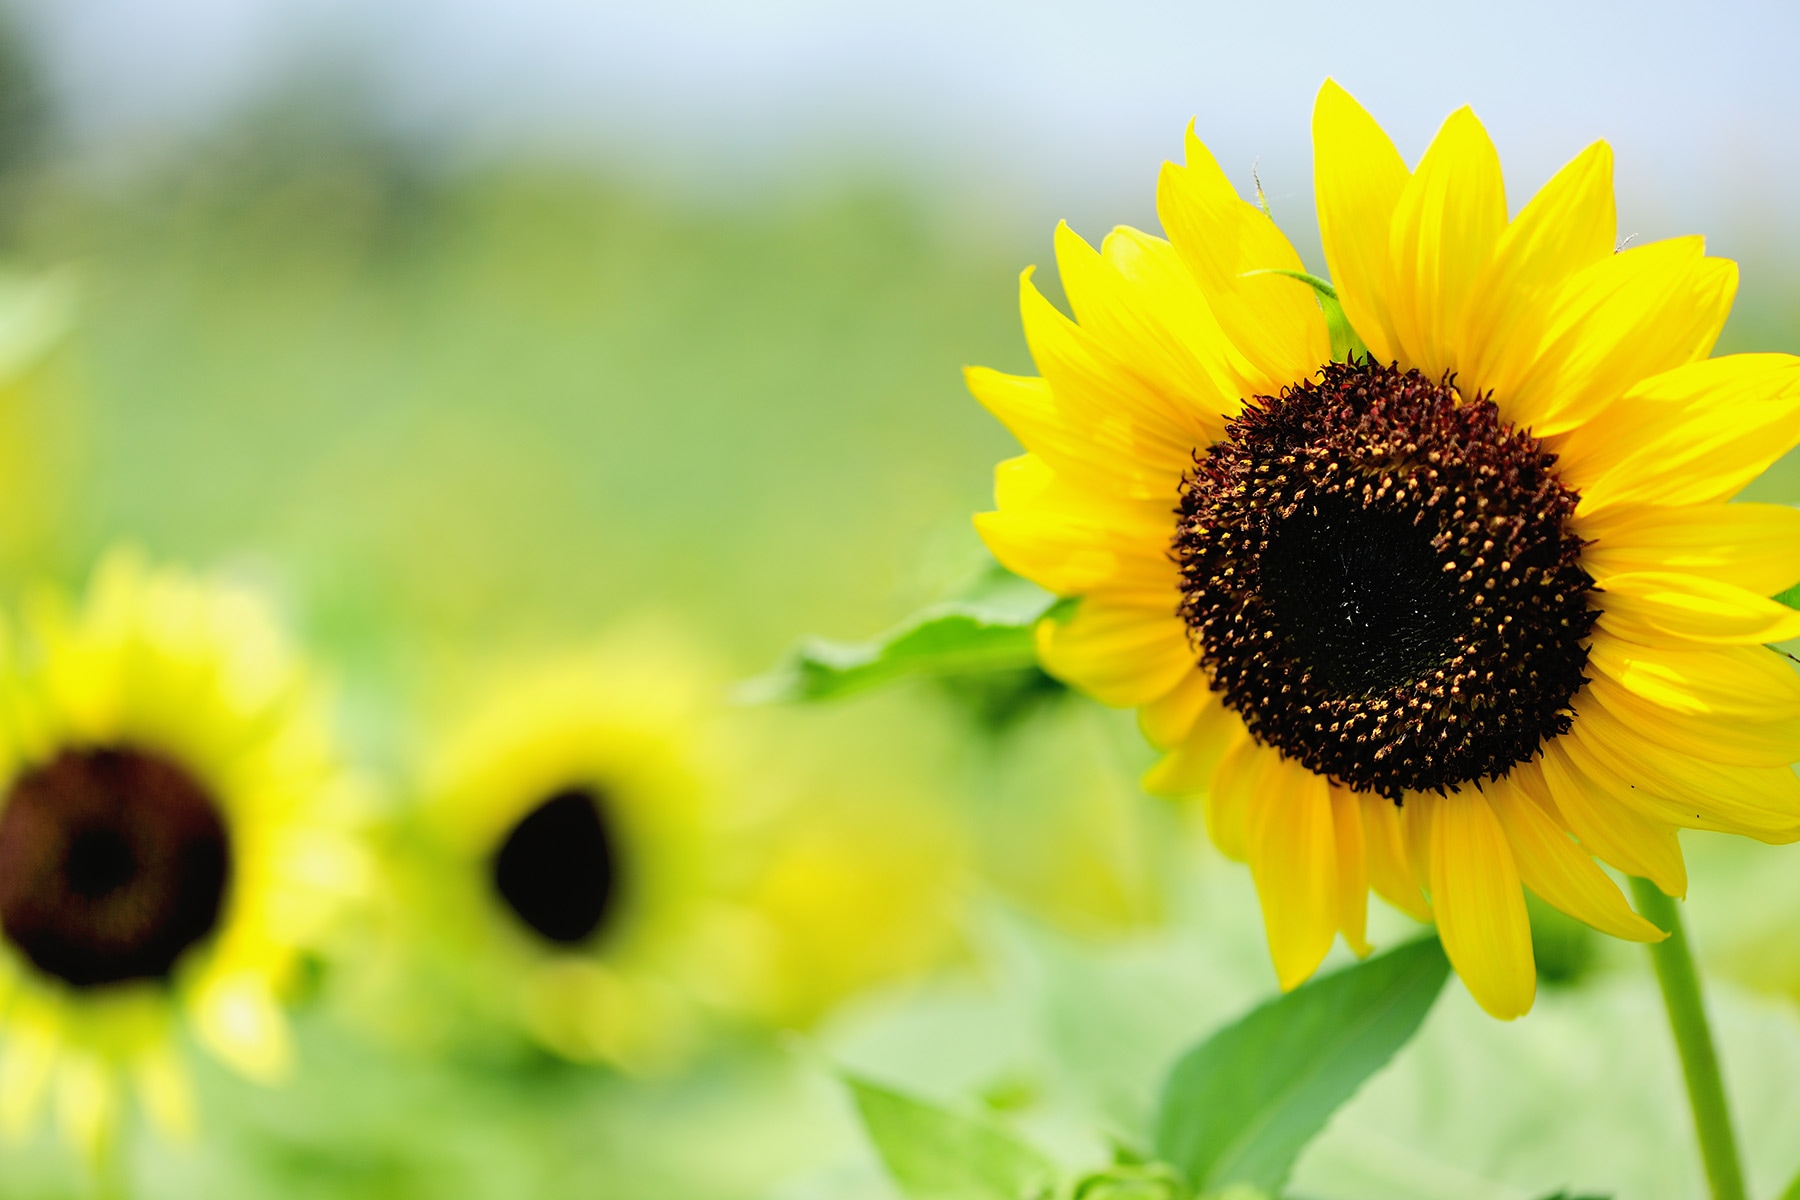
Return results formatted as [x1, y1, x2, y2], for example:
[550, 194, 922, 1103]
[846, 1075, 1058, 1200]
[1153, 937, 1451, 1195]
[743, 565, 1067, 703]
[1777, 581, 1800, 612]
[1240, 268, 1369, 363]
[1780, 1162, 1800, 1200]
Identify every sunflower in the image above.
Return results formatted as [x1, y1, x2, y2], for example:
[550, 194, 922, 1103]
[971, 80, 1800, 1019]
[0, 551, 364, 1155]
[391, 632, 739, 1071]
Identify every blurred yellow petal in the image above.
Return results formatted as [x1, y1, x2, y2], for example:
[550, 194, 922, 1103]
[1137, 668, 1217, 751]
[53, 1052, 117, 1165]
[1430, 788, 1535, 1020]
[1202, 734, 1262, 861]
[1386, 106, 1506, 379]
[190, 972, 293, 1085]
[1311, 79, 1408, 364]
[131, 1042, 196, 1143]
[1484, 774, 1663, 942]
[1142, 687, 1244, 796]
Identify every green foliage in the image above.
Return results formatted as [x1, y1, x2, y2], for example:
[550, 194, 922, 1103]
[748, 566, 1067, 703]
[1777, 581, 1800, 611]
[846, 1075, 1057, 1200]
[1153, 937, 1451, 1196]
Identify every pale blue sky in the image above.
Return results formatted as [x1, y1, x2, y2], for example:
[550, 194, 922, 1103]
[20, 1, 1800, 257]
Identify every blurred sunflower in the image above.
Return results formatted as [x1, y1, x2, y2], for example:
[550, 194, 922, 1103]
[972, 79, 1800, 1018]
[0, 551, 363, 1155]
[394, 634, 737, 1072]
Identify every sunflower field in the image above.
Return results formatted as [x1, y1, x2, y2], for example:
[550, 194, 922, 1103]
[0, 5, 1797, 1199]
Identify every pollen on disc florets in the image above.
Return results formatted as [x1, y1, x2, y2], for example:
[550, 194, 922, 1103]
[1173, 358, 1596, 800]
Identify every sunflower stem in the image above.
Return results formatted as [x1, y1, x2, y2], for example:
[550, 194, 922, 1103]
[1629, 877, 1747, 1200]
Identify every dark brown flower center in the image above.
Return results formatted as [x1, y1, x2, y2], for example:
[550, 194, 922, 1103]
[0, 747, 231, 987]
[492, 787, 620, 946]
[1174, 359, 1595, 799]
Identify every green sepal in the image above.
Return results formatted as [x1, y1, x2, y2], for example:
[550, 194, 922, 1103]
[1153, 937, 1451, 1196]
[845, 1075, 1059, 1200]
[743, 564, 1071, 704]
[1776, 581, 1800, 612]
[1239, 268, 1369, 363]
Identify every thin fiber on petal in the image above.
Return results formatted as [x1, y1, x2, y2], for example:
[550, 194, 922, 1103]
[1312, 79, 1408, 364]
[1580, 502, 1800, 597]
[1328, 784, 1371, 956]
[1386, 106, 1506, 380]
[1157, 125, 1330, 389]
[1430, 787, 1535, 1019]
[1462, 140, 1616, 409]
[1484, 774, 1664, 942]
[1246, 754, 1340, 989]
[1035, 595, 1195, 708]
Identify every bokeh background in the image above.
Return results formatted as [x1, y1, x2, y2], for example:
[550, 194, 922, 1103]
[0, 2, 1798, 1197]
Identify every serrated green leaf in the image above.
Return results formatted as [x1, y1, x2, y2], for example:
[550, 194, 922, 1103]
[743, 566, 1067, 703]
[1153, 937, 1450, 1195]
[1240, 268, 1369, 363]
[846, 1075, 1057, 1200]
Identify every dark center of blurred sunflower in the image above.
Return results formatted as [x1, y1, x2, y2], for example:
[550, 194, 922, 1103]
[0, 747, 231, 987]
[1174, 359, 1595, 800]
[492, 787, 620, 946]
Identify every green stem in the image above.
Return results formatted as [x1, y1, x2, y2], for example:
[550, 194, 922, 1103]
[1630, 877, 1747, 1200]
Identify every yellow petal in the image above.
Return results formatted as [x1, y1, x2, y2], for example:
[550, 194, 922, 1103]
[1019, 269, 1209, 483]
[1035, 595, 1194, 707]
[1483, 773, 1664, 942]
[132, 1043, 196, 1142]
[0, 1009, 57, 1139]
[1509, 238, 1736, 436]
[54, 1053, 117, 1164]
[1138, 667, 1219, 750]
[1246, 752, 1340, 989]
[1311, 79, 1408, 364]
[1202, 733, 1262, 860]
[1596, 571, 1800, 645]
[1329, 784, 1371, 956]
[1386, 106, 1506, 380]
[1157, 125, 1330, 389]
[1584, 670, 1800, 768]
[1581, 502, 1800, 596]
[1586, 636, 1800, 725]
[1141, 686, 1245, 797]
[1563, 700, 1800, 841]
[1099, 223, 1265, 407]
[1055, 221, 1239, 438]
[1534, 743, 1688, 895]
[1430, 787, 1536, 1019]
[1361, 791, 1430, 921]
[190, 971, 294, 1084]
[978, 453, 1178, 596]
[1462, 140, 1616, 411]
[1561, 354, 1800, 511]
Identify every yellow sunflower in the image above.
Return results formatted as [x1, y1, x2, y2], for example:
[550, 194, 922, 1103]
[0, 551, 364, 1156]
[392, 632, 738, 1071]
[972, 80, 1800, 1019]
